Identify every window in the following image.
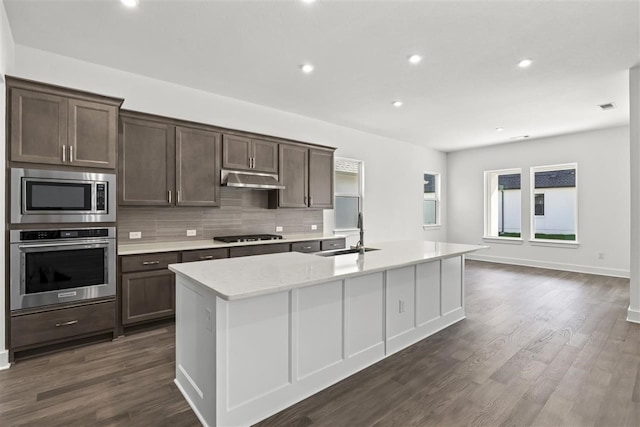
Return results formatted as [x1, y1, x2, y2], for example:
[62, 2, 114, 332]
[423, 172, 440, 226]
[334, 158, 364, 230]
[484, 169, 522, 238]
[531, 164, 577, 242]
[534, 193, 545, 216]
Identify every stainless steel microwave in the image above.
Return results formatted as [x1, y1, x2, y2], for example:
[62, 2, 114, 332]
[10, 168, 116, 224]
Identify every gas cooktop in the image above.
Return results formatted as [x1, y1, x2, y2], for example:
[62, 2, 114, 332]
[213, 234, 284, 243]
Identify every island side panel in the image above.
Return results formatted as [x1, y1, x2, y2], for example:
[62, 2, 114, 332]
[174, 274, 217, 427]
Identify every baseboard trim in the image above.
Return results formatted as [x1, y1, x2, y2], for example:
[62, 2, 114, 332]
[627, 306, 640, 324]
[466, 254, 630, 278]
[0, 350, 10, 370]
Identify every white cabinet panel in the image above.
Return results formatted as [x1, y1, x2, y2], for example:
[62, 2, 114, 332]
[346, 273, 384, 357]
[297, 281, 344, 379]
[227, 291, 291, 409]
[441, 257, 462, 315]
[386, 266, 416, 339]
[416, 261, 441, 325]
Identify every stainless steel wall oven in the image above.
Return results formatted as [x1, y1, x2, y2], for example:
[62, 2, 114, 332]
[10, 227, 116, 310]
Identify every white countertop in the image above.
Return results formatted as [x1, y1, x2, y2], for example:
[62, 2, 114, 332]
[169, 240, 486, 300]
[118, 234, 343, 255]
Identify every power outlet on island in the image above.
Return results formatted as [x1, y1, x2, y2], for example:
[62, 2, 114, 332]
[129, 231, 142, 239]
[275, 226, 283, 232]
[399, 300, 405, 314]
[187, 229, 197, 237]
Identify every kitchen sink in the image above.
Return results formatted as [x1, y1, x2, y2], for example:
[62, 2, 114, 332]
[315, 247, 380, 257]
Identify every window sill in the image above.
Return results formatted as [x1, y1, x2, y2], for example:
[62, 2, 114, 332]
[482, 236, 524, 245]
[423, 224, 442, 230]
[529, 239, 580, 248]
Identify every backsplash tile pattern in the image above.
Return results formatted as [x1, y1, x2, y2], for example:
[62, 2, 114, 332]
[119, 188, 324, 243]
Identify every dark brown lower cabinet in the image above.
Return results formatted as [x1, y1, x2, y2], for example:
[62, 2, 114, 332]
[122, 270, 176, 325]
[11, 299, 115, 350]
[229, 243, 291, 258]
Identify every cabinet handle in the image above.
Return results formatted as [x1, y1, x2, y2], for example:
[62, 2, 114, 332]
[168, 191, 172, 204]
[302, 246, 312, 250]
[199, 255, 214, 260]
[177, 190, 180, 204]
[55, 320, 78, 327]
[142, 260, 160, 265]
[69, 145, 73, 162]
[250, 157, 254, 168]
[309, 196, 313, 206]
[62, 145, 66, 162]
[330, 243, 339, 247]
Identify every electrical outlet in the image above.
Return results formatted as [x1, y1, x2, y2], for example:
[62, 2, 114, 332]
[399, 300, 405, 313]
[275, 226, 283, 232]
[311, 224, 318, 230]
[187, 229, 197, 237]
[129, 231, 142, 239]
[598, 252, 605, 260]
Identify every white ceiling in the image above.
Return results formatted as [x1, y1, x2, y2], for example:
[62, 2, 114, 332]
[4, 0, 639, 152]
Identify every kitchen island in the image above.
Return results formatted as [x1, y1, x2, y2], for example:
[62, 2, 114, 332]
[169, 240, 485, 427]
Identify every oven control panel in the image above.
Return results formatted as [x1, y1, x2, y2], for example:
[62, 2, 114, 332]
[20, 228, 110, 241]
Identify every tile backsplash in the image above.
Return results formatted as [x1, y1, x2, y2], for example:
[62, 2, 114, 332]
[118, 187, 324, 243]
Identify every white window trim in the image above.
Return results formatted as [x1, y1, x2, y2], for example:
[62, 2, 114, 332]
[483, 167, 522, 240]
[334, 157, 364, 233]
[423, 171, 442, 227]
[529, 162, 578, 244]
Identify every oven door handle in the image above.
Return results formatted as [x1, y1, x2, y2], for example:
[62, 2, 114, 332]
[18, 241, 111, 250]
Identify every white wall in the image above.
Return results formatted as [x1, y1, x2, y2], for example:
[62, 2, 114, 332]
[0, 1, 15, 369]
[448, 126, 630, 277]
[11, 44, 447, 239]
[629, 65, 639, 323]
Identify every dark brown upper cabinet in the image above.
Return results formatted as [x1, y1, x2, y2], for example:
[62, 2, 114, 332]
[270, 144, 334, 209]
[222, 134, 278, 174]
[119, 111, 221, 207]
[8, 77, 122, 169]
[176, 126, 221, 206]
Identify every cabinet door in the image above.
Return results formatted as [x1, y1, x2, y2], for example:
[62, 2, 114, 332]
[10, 88, 67, 165]
[229, 243, 291, 258]
[222, 134, 252, 171]
[122, 270, 175, 325]
[176, 126, 221, 206]
[252, 139, 279, 173]
[119, 116, 174, 206]
[278, 144, 309, 208]
[309, 149, 334, 208]
[68, 99, 117, 169]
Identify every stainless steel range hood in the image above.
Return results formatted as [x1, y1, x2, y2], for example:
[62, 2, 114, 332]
[221, 170, 285, 190]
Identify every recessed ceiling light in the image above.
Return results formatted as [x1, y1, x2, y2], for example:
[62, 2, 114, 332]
[408, 54, 422, 64]
[392, 101, 403, 108]
[301, 0, 316, 3]
[517, 58, 533, 68]
[598, 103, 615, 111]
[496, 127, 504, 132]
[120, 0, 139, 7]
[300, 64, 314, 74]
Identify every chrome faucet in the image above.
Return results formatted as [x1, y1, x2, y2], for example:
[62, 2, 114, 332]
[355, 212, 365, 254]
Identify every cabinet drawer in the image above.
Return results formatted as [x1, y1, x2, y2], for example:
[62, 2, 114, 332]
[121, 252, 179, 273]
[291, 241, 321, 253]
[229, 243, 290, 258]
[11, 301, 115, 349]
[321, 238, 346, 251]
[182, 248, 229, 263]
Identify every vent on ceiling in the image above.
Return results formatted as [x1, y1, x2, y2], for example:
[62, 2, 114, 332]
[598, 103, 615, 111]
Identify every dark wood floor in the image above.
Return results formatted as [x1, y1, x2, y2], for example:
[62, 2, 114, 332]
[0, 260, 638, 426]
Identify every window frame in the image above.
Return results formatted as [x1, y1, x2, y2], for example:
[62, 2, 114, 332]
[333, 157, 364, 232]
[529, 163, 579, 245]
[423, 171, 441, 229]
[483, 167, 523, 241]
